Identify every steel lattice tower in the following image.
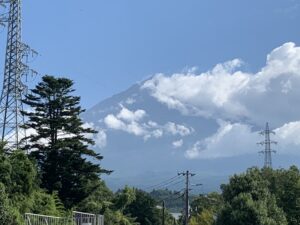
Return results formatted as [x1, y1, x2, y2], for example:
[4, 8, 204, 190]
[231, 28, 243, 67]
[257, 122, 277, 168]
[0, 0, 36, 148]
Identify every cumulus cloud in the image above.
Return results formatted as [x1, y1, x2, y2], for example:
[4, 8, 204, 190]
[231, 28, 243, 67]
[94, 129, 107, 149]
[185, 120, 300, 159]
[143, 42, 300, 127]
[104, 106, 193, 141]
[117, 107, 146, 122]
[173, 139, 183, 148]
[165, 122, 193, 136]
[104, 114, 126, 130]
[275, 121, 300, 148]
[185, 121, 257, 159]
[104, 108, 147, 136]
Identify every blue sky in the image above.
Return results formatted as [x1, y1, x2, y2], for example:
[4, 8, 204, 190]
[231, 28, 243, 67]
[0, 0, 299, 108]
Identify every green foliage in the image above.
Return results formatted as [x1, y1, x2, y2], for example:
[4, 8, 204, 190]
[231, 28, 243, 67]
[0, 147, 12, 187]
[0, 183, 18, 225]
[76, 180, 114, 214]
[9, 150, 37, 195]
[103, 208, 139, 225]
[189, 192, 223, 225]
[113, 186, 137, 211]
[0, 144, 65, 224]
[30, 191, 64, 216]
[190, 192, 223, 215]
[263, 166, 300, 225]
[22, 75, 110, 208]
[77, 186, 140, 225]
[149, 189, 187, 213]
[0, 145, 37, 199]
[189, 209, 214, 225]
[217, 167, 288, 225]
[124, 189, 162, 225]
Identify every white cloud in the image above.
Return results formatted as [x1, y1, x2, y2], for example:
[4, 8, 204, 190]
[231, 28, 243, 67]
[104, 106, 193, 140]
[173, 139, 183, 148]
[117, 107, 146, 122]
[104, 114, 146, 136]
[95, 129, 107, 149]
[165, 122, 193, 136]
[152, 129, 164, 138]
[125, 98, 136, 105]
[104, 114, 126, 130]
[275, 121, 300, 147]
[185, 121, 256, 159]
[82, 122, 107, 149]
[104, 106, 147, 136]
[185, 120, 300, 159]
[143, 42, 300, 127]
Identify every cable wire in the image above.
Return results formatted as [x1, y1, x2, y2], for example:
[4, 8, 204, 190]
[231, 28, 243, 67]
[144, 174, 183, 190]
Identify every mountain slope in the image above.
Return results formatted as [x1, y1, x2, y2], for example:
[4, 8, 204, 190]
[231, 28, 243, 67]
[83, 43, 300, 191]
[82, 82, 294, 192]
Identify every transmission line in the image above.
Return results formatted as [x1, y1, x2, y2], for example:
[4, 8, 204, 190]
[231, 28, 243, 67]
[144, 174, 183, 190]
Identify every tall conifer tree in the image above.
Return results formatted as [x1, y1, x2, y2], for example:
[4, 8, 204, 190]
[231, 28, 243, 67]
[21, 75, 109, 208]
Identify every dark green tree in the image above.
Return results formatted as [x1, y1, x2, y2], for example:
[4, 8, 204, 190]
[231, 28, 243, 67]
[22, 75, 109, 208]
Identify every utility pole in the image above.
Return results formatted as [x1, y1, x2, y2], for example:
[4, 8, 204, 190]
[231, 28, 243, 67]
[178, 170, 195, 225]
[162, 200, 165, 225]
[257, 122, 277, 168]
[0, 0, 37, 148]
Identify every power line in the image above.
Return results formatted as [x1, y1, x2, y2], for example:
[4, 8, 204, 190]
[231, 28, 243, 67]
[148, 177, 185, 190]
[162, 178, 185, 189]
[162, 189, 185, 202]
[144, 174, 183, 190]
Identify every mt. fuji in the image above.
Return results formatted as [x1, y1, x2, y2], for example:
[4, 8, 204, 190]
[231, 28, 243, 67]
[82, 42, 300, 192]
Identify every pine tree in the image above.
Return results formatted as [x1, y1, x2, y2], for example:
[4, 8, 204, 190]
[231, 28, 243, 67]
[21, 75, 109, 208]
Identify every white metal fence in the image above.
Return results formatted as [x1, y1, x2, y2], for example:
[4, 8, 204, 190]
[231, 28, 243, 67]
[24, 211, 104, 225]
[73, 211, 104, 225]
[24, 213, 72, 225]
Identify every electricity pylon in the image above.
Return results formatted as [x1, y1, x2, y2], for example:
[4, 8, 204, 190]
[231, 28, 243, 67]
[257, 122, 277, 168]
[0, 0, 37, 148]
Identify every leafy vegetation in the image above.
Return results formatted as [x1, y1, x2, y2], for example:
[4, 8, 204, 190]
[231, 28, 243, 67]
[187, 167, 300, 225]
[150, 189, 184, 212]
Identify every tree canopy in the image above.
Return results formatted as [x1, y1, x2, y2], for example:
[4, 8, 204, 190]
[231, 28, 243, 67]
[21, 75, 110, 208]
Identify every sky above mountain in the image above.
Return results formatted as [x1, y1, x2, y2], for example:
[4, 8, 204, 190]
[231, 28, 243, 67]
[0, 0, 298, 108]
[85, 42, 300, 161]
[80, 42, 300, 191]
